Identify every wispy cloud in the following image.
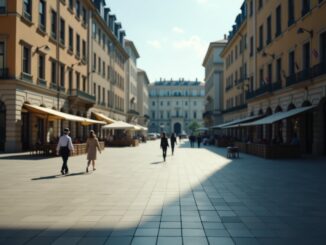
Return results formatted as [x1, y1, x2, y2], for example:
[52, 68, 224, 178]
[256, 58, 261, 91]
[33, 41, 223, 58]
[195, 0, 209, 4]
[173, 36, 207, 58]
[172, 26, 185, 34]
[147, 40, 162, 49]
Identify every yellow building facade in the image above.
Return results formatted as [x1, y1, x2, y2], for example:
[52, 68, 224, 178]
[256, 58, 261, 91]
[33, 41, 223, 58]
[0, 0, 128, 152]
[221, 0, 326, 155]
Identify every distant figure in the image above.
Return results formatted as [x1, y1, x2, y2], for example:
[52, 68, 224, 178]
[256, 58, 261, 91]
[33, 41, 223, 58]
[179, 135, 181, 142]
[56, 128, 74, 175]
[197, 135, 202, 148]
[189, 134, 195, 148]
[86, 130, 101, 173]
[170, 133, 177, 155]
[160, 132, 169, 162]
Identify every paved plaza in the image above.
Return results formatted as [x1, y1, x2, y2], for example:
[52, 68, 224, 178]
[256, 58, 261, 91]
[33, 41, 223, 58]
[0, 140, 326, 245]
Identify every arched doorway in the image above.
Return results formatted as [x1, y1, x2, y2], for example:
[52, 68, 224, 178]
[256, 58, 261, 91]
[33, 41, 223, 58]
[174, 122, 181, 135]
[0, 101, 6, 152]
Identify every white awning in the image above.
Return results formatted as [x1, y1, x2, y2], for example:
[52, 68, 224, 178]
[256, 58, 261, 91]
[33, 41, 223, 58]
[23, 104, 106, 126]
[102, 121, 136, 130]
[92, 112, 116, 124]
[211, 115, 261, 129]
[239, 106, 316, 127]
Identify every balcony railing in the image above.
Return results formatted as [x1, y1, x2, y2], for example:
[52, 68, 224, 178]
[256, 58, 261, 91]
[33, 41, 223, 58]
[0, 68, 9, 79]
[223, 104, 247, 114]
[246, 81, 282, 100]
[50, 83, 65, 92]
[21, 72, 33, 83]
[286, 62, 326, 87]
[69, 89, 96, 103]
[37, 78, 47, 87]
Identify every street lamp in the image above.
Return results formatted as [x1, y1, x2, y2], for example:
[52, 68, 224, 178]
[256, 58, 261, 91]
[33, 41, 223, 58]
[297, 27, 313, 38]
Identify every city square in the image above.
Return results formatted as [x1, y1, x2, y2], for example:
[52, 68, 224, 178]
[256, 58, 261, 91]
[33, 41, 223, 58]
[0, 141, 325, 245]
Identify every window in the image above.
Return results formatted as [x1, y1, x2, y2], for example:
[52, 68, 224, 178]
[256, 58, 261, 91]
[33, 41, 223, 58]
[259, 68, 264, 86]
[249, 0, 253, 16]
[38, 54, 45, 79]
[167, 111, 170, 119]
[22, 46, 31, 74]
[68, 0, 73, 10]
[38, 0, 46, 31]
[259, 25, 263, 50]
[51, 60, 56, 85]
[23, 0, 32, 21]
[185, 101, 188, 106]
[303, 42, 310, 70]
[160, 111, 163, 119]
[68, 69, 73, 93]
[151, 111, 155, 119]
[152, 101, 155, 106]
[194, 101, 197, 106]
[82, 7, 87, 25]
[82, 40, 86, 61]
[275, 5, 282, 37]
[185, 111, 188, 119]
[0, 42, 4, 73]
[76, 72, 80, 90]
[98, 57, 101, 74]
[60, 18, 65, 45]
[98, 85, 101, 103]
[68, 27, 73, 51]
[82, 76, 86, 92]
[276, 58, 282, 82]
[302, 0, 310, 17]
[93, 53, 96, 71]
[51, 10, 57, 39]
[289, 51, 295, 76]
[267, 63, 272, 84]
[92, 23, 96, 38]
[193, 111, 197, 119]
[60, 64, 65, 87]
[288, 0, 295, 26]
[0, 0, 6, 13]
[75, 0, 80, 18]
[258, 0, 263, 10]
[266, 16, 272, 45]
[76, 34, 80, 57]
[102, 61, 105, 77]
[235, 46, 238, 60]
[250, 36, 253, 57]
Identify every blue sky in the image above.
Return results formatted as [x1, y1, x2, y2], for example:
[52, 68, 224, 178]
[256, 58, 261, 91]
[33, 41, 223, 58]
[106, 0, 244, 83]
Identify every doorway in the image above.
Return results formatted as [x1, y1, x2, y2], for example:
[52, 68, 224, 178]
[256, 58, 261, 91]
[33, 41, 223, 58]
[174, 122, 181, 135]
[21, 112, 30, 150]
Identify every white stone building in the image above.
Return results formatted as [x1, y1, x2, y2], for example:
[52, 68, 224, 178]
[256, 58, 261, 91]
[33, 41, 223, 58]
[124, 39, 140, 123]
[137, 69, 150, 127]
[148, 80, 205, 135]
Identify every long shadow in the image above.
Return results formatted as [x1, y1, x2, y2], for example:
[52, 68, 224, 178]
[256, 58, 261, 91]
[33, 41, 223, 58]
[1, 142, 326, 245]
[0, 154, 56, 161]
[31, 172, 87, 181]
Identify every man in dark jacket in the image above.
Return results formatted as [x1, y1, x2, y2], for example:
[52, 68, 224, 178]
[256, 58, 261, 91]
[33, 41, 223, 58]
[170, 133, 177, 155]
[160, 132, 169, 162]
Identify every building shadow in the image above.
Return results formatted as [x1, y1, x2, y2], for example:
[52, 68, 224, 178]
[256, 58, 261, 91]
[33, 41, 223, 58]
[1, 145, 326, 245]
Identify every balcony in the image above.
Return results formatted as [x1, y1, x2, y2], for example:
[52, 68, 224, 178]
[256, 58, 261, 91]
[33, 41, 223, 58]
[50, 83, 65, 92]
[68, 89, 96, 107]
[37, 78, 47, 87]
[128, 109, 140, 116]
[223, 104, 247, 114]
[0, 68, 9, 79]
[21, 72, 33, 83]
[286, 62, 326, 87]
[246, 81, 282, 100]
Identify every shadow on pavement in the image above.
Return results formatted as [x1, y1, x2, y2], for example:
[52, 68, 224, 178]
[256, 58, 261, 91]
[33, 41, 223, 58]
[0, 154, 56, 161]
[2, 141, 326, 245]
[31, 172, 86, 181]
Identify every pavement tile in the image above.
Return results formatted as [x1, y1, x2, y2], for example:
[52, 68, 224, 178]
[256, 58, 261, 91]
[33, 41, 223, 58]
[208, 237, 235, 245]
[157, 236, 182, 245]
[183, 237, 208, 245]
[158, 229, 181, 237]
[131, 237, 157, 245]
[182, 228, 206, 236]
[104, 237, 132, 245]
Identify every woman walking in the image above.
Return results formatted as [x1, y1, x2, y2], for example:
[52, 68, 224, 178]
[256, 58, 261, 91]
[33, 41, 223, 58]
[86, 130, 101, 173]
[160, 132, 169, 162]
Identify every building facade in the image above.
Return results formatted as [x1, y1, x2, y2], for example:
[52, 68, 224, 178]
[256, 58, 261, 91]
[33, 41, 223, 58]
[137, 69, 150, 127]
[0, 0, 129, 152]
[124, 39, 140, 123]
[221, 0, 326, 155]
[88, 0, 128, 132]
[148, 80, 205, 135]
[202, 38, 227, 128]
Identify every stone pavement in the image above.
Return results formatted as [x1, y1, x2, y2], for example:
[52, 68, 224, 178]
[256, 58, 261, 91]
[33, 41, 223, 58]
[0, 140, 326, 245]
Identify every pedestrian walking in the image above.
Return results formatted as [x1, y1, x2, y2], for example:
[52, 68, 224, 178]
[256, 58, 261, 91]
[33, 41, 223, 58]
[197, 135, 202, 148]
[160, 132, 169, 162]
[56, 128, 74, 175]
[86, 130, 102, 173]
[170, 133, 177, 155]
[189, 134, 195, 148]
